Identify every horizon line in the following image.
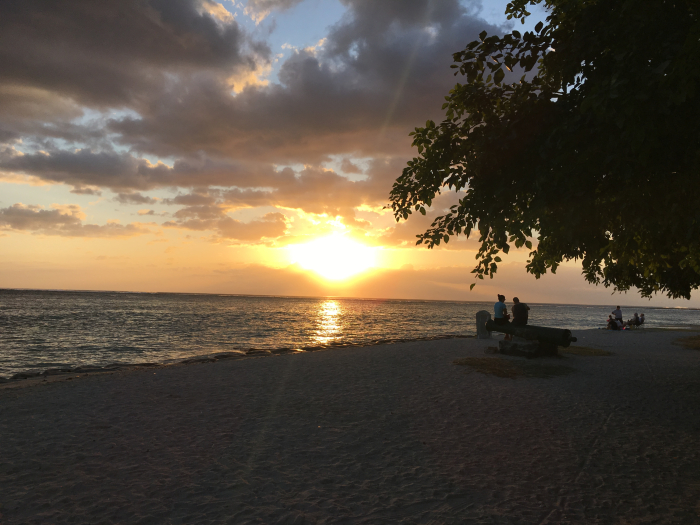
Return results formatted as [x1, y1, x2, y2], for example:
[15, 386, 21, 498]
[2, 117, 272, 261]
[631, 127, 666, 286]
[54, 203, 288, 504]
[1, 287, 697, 310]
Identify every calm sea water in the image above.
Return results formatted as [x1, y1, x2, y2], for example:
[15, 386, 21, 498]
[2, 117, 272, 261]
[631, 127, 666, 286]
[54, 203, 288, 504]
[1, 289, 698, 378]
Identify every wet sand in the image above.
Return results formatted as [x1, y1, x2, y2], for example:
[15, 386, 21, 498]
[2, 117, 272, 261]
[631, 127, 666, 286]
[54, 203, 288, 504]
[1, 329, 699, 524]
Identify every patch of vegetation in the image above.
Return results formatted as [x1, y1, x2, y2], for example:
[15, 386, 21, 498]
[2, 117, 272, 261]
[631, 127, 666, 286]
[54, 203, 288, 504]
[453, 357, 575, 379]
[674, 335, 700, 350]
[561, 346, 613, 357]
[389, 0, 700, 300]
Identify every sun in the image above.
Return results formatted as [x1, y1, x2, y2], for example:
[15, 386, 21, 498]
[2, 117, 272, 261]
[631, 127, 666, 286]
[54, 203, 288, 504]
[287, 234, 377, 280]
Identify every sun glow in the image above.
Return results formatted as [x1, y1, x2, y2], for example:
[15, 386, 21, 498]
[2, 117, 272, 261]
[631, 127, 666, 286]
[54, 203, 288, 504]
[287, 234, 377, 280]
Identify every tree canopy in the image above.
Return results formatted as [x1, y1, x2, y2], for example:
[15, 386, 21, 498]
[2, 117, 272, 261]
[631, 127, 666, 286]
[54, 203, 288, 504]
[389, 0, 700, 299]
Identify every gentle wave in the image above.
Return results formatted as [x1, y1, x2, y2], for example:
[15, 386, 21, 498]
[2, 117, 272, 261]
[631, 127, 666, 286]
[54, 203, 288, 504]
[1, 333, 474, 383]
[1, 289, 698, 378]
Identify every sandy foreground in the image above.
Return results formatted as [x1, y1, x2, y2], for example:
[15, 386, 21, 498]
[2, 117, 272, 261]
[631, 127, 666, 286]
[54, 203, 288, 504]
[1, 329, 700, 524]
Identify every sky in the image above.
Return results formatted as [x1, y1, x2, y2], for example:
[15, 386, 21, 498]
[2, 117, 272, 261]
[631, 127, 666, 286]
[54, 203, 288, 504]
[0, 0, 697, 307]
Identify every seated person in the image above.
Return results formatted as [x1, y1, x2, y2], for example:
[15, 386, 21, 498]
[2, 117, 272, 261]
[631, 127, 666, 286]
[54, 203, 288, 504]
[630, 312, 640, 326]
[494, 294, 512, 341]
[511, 297, 530, 327]
[607, 315, 620, 330]
[639, 313, 645, 325]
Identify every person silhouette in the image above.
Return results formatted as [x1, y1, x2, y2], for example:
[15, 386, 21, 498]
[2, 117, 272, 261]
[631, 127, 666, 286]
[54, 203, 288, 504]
[511, 297, 530, 327]
[612, 306, 623, 324]
[494, 294, 511, 340]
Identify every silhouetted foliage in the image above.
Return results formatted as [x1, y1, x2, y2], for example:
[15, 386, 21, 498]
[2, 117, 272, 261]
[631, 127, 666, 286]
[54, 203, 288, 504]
[390, 0, 700, 299]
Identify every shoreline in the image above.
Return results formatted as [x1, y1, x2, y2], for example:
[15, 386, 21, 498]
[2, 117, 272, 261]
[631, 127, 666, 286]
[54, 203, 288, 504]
[1, 329, 699, 523]
[0, 333, 475, 385]
[5, 327, 700, 386]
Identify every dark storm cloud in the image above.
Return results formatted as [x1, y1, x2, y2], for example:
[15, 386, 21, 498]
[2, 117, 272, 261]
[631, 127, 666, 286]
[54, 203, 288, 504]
[0, 204, 149, 237]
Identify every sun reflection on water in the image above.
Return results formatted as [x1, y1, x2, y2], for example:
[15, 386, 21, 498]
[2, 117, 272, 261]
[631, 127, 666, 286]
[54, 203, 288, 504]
[314, 300, 342, 345]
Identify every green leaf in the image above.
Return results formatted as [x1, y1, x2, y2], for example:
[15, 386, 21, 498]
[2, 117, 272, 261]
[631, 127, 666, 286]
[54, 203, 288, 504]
[388, 0, 700, 300]
[494, 68, 505, 84]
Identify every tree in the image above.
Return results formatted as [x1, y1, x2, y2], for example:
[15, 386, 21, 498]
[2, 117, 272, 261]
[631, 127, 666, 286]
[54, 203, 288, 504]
[389, 0, 700, 299]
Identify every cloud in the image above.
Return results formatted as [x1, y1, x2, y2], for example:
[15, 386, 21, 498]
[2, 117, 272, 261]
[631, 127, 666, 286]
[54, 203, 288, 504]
[0, 203, 149, 237]
[115, 192, 158, 205]
[70, 187, 102, 196]
[163, 206, 288, 241]
[0, 0, 269, 108]
[0, 148, 173, 191]
[0, 148, 402, 215]
[218, 212, 288, 240]
[86, 0, 497, 166]
[0, 0, 504, 242]
[340, 158, 364, 174]
[218, 161, 401, 216]
[244, 0, 305, 23]
[162, 192, 218, 206]
[200, 1, 235, 24]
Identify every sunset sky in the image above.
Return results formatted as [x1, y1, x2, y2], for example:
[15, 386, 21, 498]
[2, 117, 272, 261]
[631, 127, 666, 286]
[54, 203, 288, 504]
[1, 0, 696, 307]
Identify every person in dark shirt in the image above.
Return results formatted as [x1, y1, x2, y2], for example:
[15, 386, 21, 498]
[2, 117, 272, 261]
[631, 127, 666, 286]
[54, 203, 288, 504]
[511, 297, 530, 327]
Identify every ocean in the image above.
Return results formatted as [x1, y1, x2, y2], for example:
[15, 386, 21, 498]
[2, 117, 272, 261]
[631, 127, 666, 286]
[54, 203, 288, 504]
[1, 289, 698, 379]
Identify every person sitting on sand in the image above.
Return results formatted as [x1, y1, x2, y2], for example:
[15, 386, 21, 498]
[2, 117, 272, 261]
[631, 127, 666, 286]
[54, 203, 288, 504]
[494, 294, 512, 340]
[511, 297, 530, 327]
[607, 315, 620, 330]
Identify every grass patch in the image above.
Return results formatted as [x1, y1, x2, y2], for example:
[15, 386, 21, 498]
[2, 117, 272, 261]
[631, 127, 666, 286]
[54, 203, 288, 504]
[674, 335, 700, 350]
[561, 346, 613, 356]
[453, 357, 575, 379]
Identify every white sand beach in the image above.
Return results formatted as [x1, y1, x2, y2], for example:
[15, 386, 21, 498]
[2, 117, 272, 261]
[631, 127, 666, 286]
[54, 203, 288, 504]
[1, 329, 700, 524]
